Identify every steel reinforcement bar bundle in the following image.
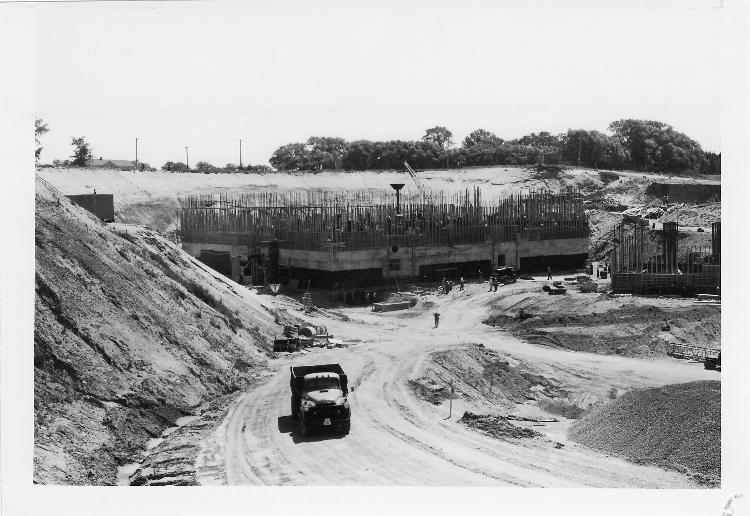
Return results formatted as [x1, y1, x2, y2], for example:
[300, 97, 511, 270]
[177, 187, 589, 250]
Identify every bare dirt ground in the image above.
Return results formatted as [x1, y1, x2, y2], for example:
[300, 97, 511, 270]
[34, 167, 721, 486]
[188, 280, 718, 487]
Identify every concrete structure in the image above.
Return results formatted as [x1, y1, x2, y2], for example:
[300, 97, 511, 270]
[66, 193, 115, 222]
[178, 188, 590, 289]
[609, 220, 720, 295]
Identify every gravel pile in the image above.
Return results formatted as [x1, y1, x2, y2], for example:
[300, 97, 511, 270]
[459, 412, 541, 440]
[569, 381, 720, 486]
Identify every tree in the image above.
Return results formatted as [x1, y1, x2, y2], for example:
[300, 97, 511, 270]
[422, 126, 453, 150]
[269, 143, 309, 171]
[560, 129, 626, 169]
[243, 164, 274, 174]
[35, 118, 49, 162]
[161, 161, 189, 171]
[704, 152, 721, 175]
[462, 129, 502, 149]
[307, 136, 347, 169]
[70, 137, 92, 167]
[194, 161, 216, 173]
[608, 119, 707, 173]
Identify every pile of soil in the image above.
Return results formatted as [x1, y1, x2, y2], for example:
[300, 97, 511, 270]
[407, 379, 451, 405]
[411, 344, 567, 412]
[569, 381, 720, 486]
[484, 300, 720, 358]
[34, 182, 288, 484]
[459, 412, 541, 439]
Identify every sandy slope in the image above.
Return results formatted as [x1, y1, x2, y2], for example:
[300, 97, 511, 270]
[38, 166, 720, 233]
[195, 282, 716, 487]
[34, 179, 293, 484]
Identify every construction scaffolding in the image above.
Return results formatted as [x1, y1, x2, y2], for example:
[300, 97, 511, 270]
[177, 187, 589, 251]
[609, 220, 720, 295]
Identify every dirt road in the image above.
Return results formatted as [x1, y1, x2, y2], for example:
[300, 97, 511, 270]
[195, 283, 716, 486]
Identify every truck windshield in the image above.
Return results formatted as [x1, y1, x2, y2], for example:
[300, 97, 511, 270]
[304, 376, 340, 391]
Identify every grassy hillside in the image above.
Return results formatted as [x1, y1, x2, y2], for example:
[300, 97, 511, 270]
[34, 180, 292, 484]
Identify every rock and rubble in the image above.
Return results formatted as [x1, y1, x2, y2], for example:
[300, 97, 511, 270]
[569, 380, 720, 487]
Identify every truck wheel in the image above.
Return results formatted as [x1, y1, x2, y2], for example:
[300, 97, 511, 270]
[341, 421, 350, 435]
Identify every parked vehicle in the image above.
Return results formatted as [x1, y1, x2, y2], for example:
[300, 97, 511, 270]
[493, 266, 517, 285]
[704, 352, 721, 371]
[290, 363, 351, 436]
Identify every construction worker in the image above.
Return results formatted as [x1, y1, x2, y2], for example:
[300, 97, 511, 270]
[546, 266, 552, 280]
[433, 312, 440, 328]
[488, 274, 495, 292]
[492, 275, 499, 292]
[459, 276, 465, 291]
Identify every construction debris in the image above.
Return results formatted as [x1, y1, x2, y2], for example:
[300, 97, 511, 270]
[459, 412, 542, 439]
[372, 300, 415, 312]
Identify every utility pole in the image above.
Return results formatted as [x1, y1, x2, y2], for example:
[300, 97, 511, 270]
[135, 137, 138, 171]
[447, 380, 454, 419]
[239, 139, 243, 169]
[185, 146, 189, 170]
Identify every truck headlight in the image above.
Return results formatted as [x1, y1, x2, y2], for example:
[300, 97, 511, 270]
[336, 397, 350, 409]
[301, 399, 315, 411]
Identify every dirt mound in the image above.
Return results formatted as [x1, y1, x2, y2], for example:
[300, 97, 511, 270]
[34, 181, 290, 484]
[645, 182, 721, 203]
[410, 344, 568, 413]
[660, 202, 721, 227]
[459, 412, 541, 439]
[484, 291, 720, 358]
[569, 381, 720, 486]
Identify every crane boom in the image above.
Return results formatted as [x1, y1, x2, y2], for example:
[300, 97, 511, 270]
[403, 161, 435, 204]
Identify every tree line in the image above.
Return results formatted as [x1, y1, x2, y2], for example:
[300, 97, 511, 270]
[268, 120, 720, 174]
[34, 118, 720, 175]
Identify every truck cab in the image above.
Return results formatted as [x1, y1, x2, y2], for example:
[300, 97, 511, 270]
[290, 364, 351, 436]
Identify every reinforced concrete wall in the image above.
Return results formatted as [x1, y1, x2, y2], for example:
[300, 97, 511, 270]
[181, 236, 588, 284]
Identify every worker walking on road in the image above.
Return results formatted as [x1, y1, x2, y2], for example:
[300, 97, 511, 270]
[433, 312, 440, 328]
[546, 266, 552, 280]
[459, 276, 465, 291]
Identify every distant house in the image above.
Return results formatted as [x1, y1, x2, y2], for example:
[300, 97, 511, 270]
[87, 157, 136, 171]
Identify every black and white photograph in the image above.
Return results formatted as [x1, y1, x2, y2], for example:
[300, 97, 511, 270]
[1, 0, 748, 515]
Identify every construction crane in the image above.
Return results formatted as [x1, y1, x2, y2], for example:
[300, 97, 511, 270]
[403, 161, 435, 205]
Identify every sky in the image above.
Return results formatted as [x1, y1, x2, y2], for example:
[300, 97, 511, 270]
[34, 0, 721, 168]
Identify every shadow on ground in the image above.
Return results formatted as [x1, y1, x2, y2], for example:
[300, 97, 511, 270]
[277, 415, 347, 444]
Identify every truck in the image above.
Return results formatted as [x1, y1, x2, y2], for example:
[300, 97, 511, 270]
[704, 351, 721, 371]
[493, 266, 517, 285]
[290, 363, 351, 436]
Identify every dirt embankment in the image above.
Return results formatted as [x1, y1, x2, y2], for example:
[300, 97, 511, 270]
[409, 344, 569, 412]
[483, 287, 720, 358]
[570, 381, 720, 487]
[34, 182, 294, 485]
